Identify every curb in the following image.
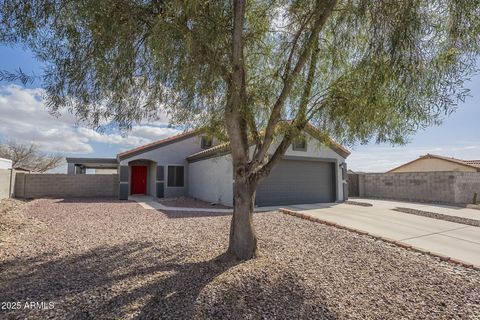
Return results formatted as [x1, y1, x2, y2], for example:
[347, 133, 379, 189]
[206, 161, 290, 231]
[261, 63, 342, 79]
[279, 208, 480, 271]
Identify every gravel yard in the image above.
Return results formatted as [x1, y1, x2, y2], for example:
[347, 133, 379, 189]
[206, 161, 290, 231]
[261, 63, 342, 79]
[0, 198, 41, 246]
[158, 196, 230, 209]
[1, 198, 479, 319]
[393, 207, 480, 227]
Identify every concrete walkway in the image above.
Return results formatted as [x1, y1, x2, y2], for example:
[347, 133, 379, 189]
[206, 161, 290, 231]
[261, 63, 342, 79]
[289, 201, 480, 266]
[129, 195, 281, 213]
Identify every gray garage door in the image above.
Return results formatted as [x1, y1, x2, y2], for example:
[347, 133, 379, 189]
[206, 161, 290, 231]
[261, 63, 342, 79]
[256, 160, 336, 206]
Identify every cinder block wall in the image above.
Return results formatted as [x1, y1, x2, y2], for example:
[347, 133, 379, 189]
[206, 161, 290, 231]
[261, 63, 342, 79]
[361, 172, 480, 205]
[454, 172, 480, 204]
[14, 173, 119, 198]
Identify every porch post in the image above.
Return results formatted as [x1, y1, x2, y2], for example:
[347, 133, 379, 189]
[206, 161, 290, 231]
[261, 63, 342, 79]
[119, 165, 129, 200]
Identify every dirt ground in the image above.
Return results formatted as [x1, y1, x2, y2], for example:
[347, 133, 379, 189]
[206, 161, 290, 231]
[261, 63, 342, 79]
[0, 198, 479, 319]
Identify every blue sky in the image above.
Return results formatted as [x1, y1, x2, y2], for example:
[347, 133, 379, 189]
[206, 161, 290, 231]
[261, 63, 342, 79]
[0, 44, 478, 172]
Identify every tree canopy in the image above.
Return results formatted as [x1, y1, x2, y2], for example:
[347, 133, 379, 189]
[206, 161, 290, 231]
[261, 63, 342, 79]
[1, 0, 478, 144]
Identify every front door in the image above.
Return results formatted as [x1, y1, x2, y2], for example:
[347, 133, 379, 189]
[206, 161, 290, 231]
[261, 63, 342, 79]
[131, 166, 147, 194]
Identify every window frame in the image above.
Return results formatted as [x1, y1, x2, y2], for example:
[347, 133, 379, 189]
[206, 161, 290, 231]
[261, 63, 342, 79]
[167, 165, 185, 187]
[201, 136, 213, 149]
[292, 137, 308, 152]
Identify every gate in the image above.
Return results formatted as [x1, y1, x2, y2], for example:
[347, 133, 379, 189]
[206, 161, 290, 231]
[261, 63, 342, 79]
[348, 173, 359, 197]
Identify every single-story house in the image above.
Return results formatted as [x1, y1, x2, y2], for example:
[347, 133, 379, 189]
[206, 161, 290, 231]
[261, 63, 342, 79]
[388, 154, 480, 173]
[67, 158, 118, 174]
[67, 124, 350, 206]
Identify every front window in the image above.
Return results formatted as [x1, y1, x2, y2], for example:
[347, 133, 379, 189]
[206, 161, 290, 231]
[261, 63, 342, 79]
[167, 166, 184, 187]
[292, 137, 307, 151]
[201, 136, 213, 149]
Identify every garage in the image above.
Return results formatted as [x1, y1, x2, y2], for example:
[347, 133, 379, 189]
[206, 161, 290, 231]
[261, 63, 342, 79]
[255, 159, 336, 206]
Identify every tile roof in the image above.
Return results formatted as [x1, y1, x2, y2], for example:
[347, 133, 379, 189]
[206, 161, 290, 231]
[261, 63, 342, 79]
[117, 130, 200, 160]
[388, 153, 480, 172]
[117, 123, 350, 162]
[187, 123, 350, 162]
[464, 160, 480, 168]
[422, 154, 480, 169]
[187, 142, 231, 162]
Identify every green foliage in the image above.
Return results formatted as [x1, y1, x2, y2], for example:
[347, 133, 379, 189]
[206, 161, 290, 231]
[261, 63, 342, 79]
[1, 0, 479, 145]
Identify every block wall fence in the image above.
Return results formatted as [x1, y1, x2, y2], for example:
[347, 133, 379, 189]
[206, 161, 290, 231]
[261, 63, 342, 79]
[14, 173, 118, 198]
[355, 171, 480, 205]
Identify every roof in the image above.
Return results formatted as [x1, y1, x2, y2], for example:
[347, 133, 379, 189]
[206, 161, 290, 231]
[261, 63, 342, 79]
[304, 123, 350, 157]
[388, 154, 480, 172]
[464, 160, 480, 167]
[66, 157, 118, 164]
[117, 130, 200, 160]
[187, 123, 350, 163]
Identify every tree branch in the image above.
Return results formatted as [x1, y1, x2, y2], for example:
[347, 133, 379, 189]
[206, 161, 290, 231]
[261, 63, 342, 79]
[251, 0, 337, 168]
[251, 32, 320, 183]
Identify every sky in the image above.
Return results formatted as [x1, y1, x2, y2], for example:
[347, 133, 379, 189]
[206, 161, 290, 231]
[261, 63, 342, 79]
[0, 44, 478, 173]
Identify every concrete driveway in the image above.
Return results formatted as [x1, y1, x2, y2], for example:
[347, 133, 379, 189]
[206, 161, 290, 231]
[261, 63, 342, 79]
[287, 199, 480, 266]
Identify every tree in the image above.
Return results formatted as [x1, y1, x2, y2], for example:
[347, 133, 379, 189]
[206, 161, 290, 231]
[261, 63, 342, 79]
[1, 0, 479, 259]
[0, 140, 63, 172]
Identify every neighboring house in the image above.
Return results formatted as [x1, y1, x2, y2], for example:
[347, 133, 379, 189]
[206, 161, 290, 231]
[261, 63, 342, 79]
[68, 124, 350, 206]
[94, 168, 118, 174]
[0, 158, 12, 170]
[0, 158, 13, 199]
[389, 154, 480, 173]
[66, 158, 119, 174]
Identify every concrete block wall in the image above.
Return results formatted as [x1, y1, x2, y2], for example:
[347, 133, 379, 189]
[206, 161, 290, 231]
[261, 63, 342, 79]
[454, 172, 480, 204]
[14, 173, 118, 198]
[360, 172, 480, 205]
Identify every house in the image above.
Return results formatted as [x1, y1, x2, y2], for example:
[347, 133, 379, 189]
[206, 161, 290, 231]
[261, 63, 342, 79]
[67, 158, 118, 174]
[388, 154, 480, 173]
[0, 158, 12, 170]
[67, 124, 350, 206]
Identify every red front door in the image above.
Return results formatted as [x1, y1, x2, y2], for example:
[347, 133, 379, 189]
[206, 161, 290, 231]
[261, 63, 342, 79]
[131, 166, 147, 194]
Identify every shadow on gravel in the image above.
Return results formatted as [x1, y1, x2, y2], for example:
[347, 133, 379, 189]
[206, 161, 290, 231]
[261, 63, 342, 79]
[0, 241, 332, 319]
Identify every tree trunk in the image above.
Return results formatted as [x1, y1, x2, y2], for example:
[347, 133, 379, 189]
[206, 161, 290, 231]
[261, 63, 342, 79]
[227, 177, 257, 260]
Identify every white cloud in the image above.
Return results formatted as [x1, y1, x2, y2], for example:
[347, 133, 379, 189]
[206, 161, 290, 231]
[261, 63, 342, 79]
[130, 125, 179, 141]
[0, 84, 180, 155]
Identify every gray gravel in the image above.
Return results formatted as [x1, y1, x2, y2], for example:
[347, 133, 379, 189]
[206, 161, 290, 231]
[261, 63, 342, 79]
[344, 200, 373, 207]
[393, 207, 480, 227]
[1, 198, 479, 320]
[158, 196, 230, 209]
[0, 198, 41, 245]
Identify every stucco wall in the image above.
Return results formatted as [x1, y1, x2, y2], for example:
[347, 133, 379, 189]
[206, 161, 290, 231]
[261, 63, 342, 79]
[189, 131, 348, 205]
[360, 171, 480, 204]
[120, 136, 205, 198]
[0, 169, 14, 199]
[14, 173, 118, 198]
[188, 154, 234, 206]
[391, 158, 477, 172]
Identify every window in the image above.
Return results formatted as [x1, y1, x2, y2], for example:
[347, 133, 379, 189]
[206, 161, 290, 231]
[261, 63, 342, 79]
[292, 137, 307, 151]
[201, 136, 213, 149]
[167, 166, 184, 187]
